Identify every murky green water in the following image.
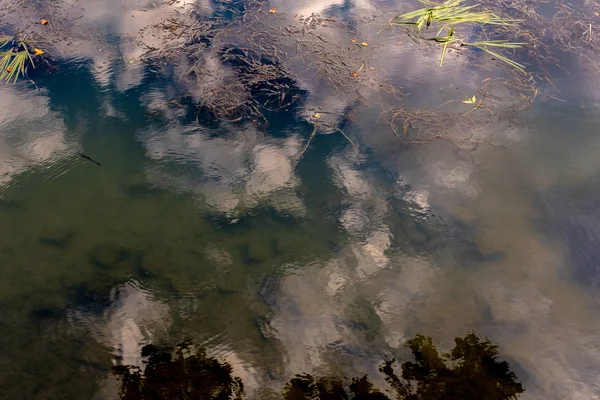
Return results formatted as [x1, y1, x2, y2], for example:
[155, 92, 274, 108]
[1, 0, 600, 399]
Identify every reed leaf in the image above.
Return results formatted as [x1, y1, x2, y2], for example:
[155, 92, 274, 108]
[470, 44, 525, 72]
[440, 41, 450, 66]
[393, 0, 518, 28]
[0, 35, 11, 48]
[389, 0, 527, 72]
[470, 40, 527, 48]
[0, 38, 38, 83]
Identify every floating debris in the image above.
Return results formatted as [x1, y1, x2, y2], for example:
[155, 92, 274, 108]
[78, 152, 101, 166]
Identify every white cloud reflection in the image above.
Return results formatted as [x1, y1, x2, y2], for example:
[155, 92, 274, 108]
[139, 89, 306, 217]
[44, 0, 209, 91]
[61, 1, 600, 397]
[1, 0, 598, 398]
[0, 86, 73, 191]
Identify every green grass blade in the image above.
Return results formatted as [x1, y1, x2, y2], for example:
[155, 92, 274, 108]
[8, 53, 23, 83]
[20, 42, 35, 68]
[436, 25, 446, 37]
[440, 41, 449, 67]
[0, 51, 29, 83]
[473, 45, 525, 72]
[471, 40, 527, 48]
[390, 0, 528, 72]
[0, 35, 11, 49]
[0, 52, 12, 82]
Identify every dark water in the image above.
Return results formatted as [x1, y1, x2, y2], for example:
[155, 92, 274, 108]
[1, 0, 600, 399]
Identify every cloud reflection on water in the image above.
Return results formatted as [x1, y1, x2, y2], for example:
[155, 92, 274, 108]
[139, 90, 306, 216]
[0, 86, 75, 191]
[108, 9, 600, 398]
[1, 0, 600, 399]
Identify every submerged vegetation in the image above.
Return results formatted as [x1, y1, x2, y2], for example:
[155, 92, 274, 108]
[112, 332, 524, 400]
[2, 0, 599, 149]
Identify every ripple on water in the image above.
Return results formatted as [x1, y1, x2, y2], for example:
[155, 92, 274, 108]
[68, 280, 170, 367]
[0, 85, 78, 192]
[2, 0, 600, 398]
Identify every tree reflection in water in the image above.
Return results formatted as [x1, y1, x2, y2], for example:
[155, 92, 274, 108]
[112, 332, 524, 400]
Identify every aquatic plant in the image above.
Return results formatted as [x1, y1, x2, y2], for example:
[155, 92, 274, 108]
[386, 0, 526, 72]
[0, 35, 42, 83]
[391, 0, 509, 32]
[113, 332, 524, 399]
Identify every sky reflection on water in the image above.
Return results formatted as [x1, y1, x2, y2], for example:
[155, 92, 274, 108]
[0, 0, 600, 399]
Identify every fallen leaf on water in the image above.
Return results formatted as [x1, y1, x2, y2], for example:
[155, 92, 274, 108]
[351, 71, 358, 77]
[462, 95, 477, 104]
[41, 19, 48, 25]
[314, 113, 322, 119]
[268, 8, 277, 13]
[350, 39, 356, 43]
[33, 48, 44, 56]
[360, 42, 368, 47]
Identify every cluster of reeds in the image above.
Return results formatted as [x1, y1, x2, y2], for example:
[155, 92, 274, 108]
[386, 0, 527, 72]
[0, 35, 41, 83]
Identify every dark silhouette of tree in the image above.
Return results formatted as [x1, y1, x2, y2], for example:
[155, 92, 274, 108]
[348, 376, 391, 400]
[282, 374, 388, 400]
[112, 342, 244, 400]
[283, 374, 347, 399]
[379, 333, 524, 400]
[112, 332, 524, 400]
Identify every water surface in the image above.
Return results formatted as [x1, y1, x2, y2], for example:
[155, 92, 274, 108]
[1, 0, 600, 399]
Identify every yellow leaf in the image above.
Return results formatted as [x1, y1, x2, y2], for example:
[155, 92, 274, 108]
[268, 8, 276, 13]
[360, 42, 368, 47]
[314, 113, 322, 119]
[461, 95, 477, 104]
[41, 19, 48, 25]
[33, 48, 44, 56]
